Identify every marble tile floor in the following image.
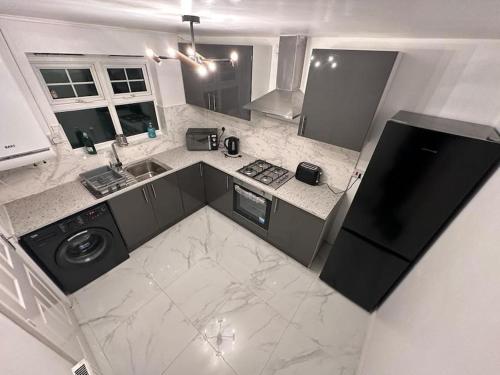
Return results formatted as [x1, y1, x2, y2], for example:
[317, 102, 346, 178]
[71, 206, 370, 375]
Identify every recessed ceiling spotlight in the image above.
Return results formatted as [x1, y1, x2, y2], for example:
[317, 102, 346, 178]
[331, 62, 338, 69]
[314, 61, 321, 68]
[310, 55, 315, 61]
[328, 55, 334, 62]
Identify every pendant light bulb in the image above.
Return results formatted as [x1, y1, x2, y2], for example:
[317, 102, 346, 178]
[187, 47, 195, 57]
[197, 64, 208, 77]
[230, 51, 239, 62]
[207, 61, 217, 72]
[167, 47, 177, 58]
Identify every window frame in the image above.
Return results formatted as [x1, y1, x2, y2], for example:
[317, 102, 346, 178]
[104, 64, 152, 99]
[33, 62, 105, 108]
[30, 55, 162, 150]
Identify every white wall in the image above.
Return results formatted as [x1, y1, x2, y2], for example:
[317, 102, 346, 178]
[357, 167, 500, 375]
[0, 16, 184, 134]
[0, 313, 73, 375]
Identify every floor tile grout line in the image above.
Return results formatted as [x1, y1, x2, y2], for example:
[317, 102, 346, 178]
[256, 272, 321, 375]
[78, 317, 117, 375]
[153, 274, 241, 375]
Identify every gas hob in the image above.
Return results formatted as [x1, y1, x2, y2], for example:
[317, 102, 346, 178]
[237, 160, 294, 189]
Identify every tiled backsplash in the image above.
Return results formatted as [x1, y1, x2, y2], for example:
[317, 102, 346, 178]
[0, 105, 359, 205]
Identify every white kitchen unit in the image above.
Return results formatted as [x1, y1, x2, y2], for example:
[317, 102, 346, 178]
[0, 30, 54, 171]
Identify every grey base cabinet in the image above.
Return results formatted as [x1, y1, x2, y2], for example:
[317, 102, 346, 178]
[149, 174, 185, 230]
[177, 163, 206, 216]
[268, 198, 325, 267]
[108, 174, 184, 251]
[203, 164, 233, 217]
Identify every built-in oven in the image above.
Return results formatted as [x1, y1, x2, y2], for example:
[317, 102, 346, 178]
[233, 178, 272, 238]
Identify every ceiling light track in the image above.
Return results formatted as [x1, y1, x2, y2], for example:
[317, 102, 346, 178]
[145, 15, 238, 77]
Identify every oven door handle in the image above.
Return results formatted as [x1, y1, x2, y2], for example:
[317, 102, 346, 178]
[234, 185, 267, 205]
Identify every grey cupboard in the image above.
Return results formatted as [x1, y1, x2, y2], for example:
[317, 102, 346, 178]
[179, 43, 253, 120]
[299, 49, 398, 151]
[108, 173, 183, 251]
[203, 164, 233, 217]
[268, 198, 326, 266]
[177, 163, 206, 216]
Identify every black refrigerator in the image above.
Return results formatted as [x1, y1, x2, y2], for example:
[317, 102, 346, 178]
[320, 111, 500, 312]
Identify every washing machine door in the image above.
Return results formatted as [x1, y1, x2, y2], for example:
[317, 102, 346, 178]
[56, 228, 112, 267]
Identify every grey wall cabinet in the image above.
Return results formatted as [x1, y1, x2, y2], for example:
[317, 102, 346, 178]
[179, 43, 253, 120]
[149, 174, 185, 230]
[299, 49, 398, 151]
[268, 198, 325, 267]
[108, 174, 184, 250]
[177, 163, 206, 216]
[203, 164, 233, 217]
[108, 185, 160, 250]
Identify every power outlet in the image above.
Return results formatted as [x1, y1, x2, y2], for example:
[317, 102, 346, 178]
[352, 169, 364, 179]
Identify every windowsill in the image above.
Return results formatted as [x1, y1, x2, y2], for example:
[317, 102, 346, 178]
[71, 131, 164, 155]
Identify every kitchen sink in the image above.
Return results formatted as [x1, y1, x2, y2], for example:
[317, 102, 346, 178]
[125, 159, 171, 182]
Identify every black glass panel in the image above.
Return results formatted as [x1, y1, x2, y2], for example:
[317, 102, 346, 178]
[129, 81, 147, 92]
[41, 69, 69, 84]
[68, 69, 93, 82]
[115, 101, 159, 136]
[111, 82, 130, 94]
[107, 68, 126, 80]
[74, 83, 98, 97]
[55, 107, 116, 149]
[126, 68, 144, 80]
[48, 85, 75, 99]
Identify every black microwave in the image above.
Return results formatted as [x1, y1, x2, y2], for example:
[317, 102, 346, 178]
[186, 128, 219, 151]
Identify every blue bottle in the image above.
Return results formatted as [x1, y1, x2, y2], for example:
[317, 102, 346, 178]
[147, 121, 157, 138]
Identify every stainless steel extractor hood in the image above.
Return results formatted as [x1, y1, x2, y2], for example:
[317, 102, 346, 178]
[244, 35, 308, 120]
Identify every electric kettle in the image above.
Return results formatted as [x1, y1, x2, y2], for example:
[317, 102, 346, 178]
[224, 137, 240, 155]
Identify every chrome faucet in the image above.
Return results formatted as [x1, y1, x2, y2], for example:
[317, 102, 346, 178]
[110, 134, 128, 170]
[111, 142, 122, 169]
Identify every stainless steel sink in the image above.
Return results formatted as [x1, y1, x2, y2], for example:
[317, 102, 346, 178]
[125, 159, 171, 182]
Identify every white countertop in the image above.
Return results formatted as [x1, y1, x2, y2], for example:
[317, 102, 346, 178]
[5, 146, 344, 237]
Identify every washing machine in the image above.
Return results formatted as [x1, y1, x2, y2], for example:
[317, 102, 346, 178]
[21, 203, 129, 294]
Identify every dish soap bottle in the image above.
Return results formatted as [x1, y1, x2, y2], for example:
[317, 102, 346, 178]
[80, 131, 97, 154]
[147, 121, 157, 138]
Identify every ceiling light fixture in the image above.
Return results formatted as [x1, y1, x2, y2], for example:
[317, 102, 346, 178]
[145, 15, 238, 77]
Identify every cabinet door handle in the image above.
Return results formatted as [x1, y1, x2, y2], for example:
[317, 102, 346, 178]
[142, 187, 149, 203]
[151, 184, 157, 199]
[212, 94, 217, 111]
[301, 115, 307, 135]
[199, 163, 203, 177]
[226, 175, 229, 191]
[273, 199, 279, 213]
[208, 93, 212, 110]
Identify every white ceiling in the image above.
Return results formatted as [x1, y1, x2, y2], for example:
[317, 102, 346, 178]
[0, 0, 499, 39]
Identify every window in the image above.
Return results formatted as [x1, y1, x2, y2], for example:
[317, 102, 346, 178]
[55, 107, 116, 148]
[35, 64, 103, 104]
[31, 56, 160, 149]
[106, 67, 149, 96]
[116, 101, 159, 137]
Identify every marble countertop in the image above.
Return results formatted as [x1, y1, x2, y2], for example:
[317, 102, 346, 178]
[5, 146, 344, 237]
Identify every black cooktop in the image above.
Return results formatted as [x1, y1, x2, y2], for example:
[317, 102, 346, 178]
[237, 160, 294, 189]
